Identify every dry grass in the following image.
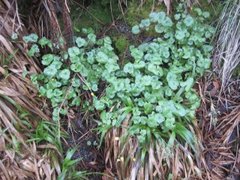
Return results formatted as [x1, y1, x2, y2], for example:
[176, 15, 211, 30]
[28, 0, 63, 44]
[206, 1, 240, 177]
[0, 100, 59, 180]
[0, 0, 62, 179]
[28, 0, 73, 47]
[198, 76, 240, 179]
[204, 1, 240, 179]
[103, 118, 205, 179]
[213, 0, 240, 87]
[0, 0, 50, 122]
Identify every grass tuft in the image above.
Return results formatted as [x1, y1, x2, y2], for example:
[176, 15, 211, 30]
[213, 0, 240, 87]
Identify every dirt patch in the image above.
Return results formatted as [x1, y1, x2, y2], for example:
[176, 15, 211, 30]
[63, 113, 105, 179]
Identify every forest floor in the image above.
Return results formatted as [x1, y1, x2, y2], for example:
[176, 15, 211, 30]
[0, 0, 239, 179]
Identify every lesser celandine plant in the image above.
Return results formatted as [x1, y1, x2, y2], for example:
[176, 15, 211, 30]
[25, 2, 215, 178]
[96, 3, 215, 149]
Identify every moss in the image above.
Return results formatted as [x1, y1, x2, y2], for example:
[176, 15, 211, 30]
[125, 0, 165, 27]
[125, 0, 222, 27]
[113, 35, 129, 54]
[194, 1, 223, 21]
[71, 1, 111, 34]
[70, 0, 122, 35]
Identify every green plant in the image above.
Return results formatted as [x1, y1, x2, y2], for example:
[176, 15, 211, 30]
[95, 3, 215, 149]
[26, 2, 214, 170]
[24, 28, 120, 178]
[58, 148, 88, 180]
[26, 29, 119, 122]
[114, 35, 129, 54]
[29, 121, 65, 151]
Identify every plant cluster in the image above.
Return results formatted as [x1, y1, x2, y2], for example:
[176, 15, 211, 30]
[28, 30, 119, 121]
[27, 3, 214, 150]
[96, 4, 215, 146]
[29, 121, 88, 179]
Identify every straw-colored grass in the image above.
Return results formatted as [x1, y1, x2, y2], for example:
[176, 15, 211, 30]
[198, 76, 240, 179]
[0, 1, 61, 179]
[103, 118, 205, 179]
[213, 0, 240, 87]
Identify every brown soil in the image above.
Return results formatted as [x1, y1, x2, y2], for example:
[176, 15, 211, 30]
[63, 113, 105, 179]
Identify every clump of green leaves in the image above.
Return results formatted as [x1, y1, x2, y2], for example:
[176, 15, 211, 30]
[113, 35, 129, 54]
[29, 121, 64, 151]
[27, 30, 119, 121]
[58, 148, 88, 180]
[95, 4, 215, 148]
[27, 3, 214, 156]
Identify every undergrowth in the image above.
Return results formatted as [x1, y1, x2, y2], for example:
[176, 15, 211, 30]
[30, 121, 89, 179]
[24, 2, 215, 178]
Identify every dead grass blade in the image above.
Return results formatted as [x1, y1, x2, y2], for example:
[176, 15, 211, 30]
[198, 76, 240, 179]
[0, 1, 61, 179]
[0, 0, 50, 120]
[104, 121, 203, 179]
[213, 0, 240, 87]
[0, 94, 60, 180]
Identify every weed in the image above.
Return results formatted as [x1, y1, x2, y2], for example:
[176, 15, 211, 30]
[25, 1, 214, 155]
[58, 148, 89, 180]
[97, 3, 214, 150]
[25, 2, 215, 178]
[29, 121, 65, 151]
